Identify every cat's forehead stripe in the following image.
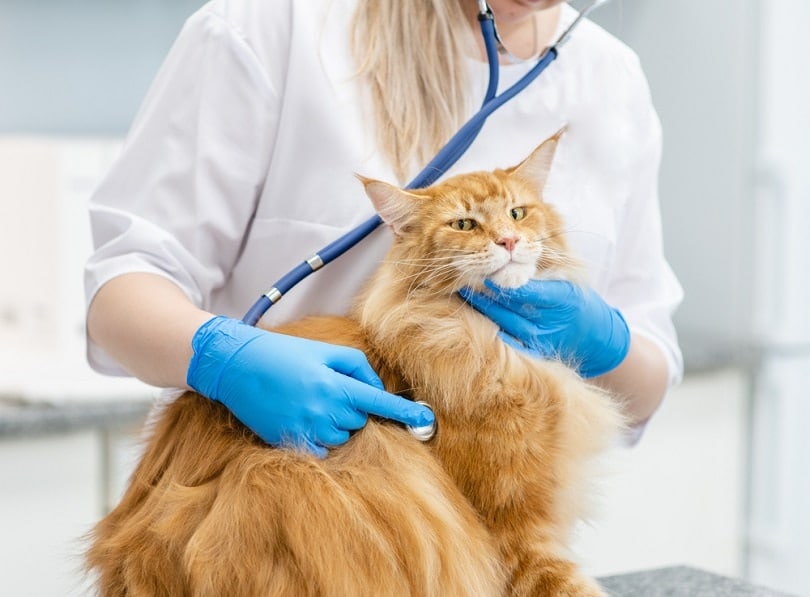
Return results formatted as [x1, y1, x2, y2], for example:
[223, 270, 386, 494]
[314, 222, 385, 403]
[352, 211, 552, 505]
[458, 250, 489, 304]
[447, 175, 511, 207]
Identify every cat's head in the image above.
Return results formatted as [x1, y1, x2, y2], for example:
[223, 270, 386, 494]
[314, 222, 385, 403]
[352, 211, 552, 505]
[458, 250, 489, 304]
[359, 129, 570, 292]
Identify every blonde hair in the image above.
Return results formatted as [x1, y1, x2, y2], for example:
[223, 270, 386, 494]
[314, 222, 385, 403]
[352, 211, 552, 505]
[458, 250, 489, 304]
[351, 0, 474, 183]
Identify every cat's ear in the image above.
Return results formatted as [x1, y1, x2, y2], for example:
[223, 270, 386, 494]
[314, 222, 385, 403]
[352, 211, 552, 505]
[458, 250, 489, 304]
[356, 174, 419, 236]
[512, 126, 566, 192]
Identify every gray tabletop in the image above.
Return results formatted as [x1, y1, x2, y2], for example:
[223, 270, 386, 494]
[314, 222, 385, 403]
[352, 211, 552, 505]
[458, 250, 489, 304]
[600, 566, 797, 597]
[0, 396, 151, 438]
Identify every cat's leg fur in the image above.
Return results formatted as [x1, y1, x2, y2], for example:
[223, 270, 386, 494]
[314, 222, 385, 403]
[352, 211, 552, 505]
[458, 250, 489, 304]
[376, 308, 624, 597]
[461, 359, 621, 597]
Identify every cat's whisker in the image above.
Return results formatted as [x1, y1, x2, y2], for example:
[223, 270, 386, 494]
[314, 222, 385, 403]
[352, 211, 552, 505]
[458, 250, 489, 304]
[384, 257, 464, 292]
[448, 297, 475, 320]
[385, 257, 456, 269]
[383, 251, 466, 270]
[392, 261, 459, 297]
[390, 249, 468, 261]
[538, 227, 571, 241]
[410, 272, 457, 297]
[389, 260, 461, 288]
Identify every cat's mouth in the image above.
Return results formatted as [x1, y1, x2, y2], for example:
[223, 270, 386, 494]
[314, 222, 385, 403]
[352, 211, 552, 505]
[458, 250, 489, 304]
[490, 261, 514, 276]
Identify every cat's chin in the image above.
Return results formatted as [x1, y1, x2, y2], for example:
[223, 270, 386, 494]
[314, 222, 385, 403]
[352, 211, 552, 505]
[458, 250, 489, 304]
[488, 264, 535, 289]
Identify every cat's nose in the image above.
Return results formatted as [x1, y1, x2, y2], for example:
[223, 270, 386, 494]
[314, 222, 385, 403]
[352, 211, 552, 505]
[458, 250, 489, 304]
[497, 236, 519, 253]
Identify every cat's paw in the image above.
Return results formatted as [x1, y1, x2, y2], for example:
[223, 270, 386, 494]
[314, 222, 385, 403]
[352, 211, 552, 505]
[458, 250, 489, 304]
[511, 568, 607, 597]
[554, 574, 607, 597]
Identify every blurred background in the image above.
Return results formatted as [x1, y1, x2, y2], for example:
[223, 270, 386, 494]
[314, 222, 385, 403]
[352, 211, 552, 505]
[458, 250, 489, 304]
[1, 0, 808, 594]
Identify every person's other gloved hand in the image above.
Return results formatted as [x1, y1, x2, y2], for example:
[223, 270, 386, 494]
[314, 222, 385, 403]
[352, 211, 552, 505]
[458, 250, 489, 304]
[459, 280, 629, 378]
[187, 316, 434, 457]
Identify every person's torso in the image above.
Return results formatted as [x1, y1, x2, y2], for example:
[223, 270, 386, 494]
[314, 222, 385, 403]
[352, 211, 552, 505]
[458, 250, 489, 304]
[209, 0, 651, 326]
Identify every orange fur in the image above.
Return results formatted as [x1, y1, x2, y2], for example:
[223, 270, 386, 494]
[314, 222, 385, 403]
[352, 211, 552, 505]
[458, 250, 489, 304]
[86, 132, 624, 596]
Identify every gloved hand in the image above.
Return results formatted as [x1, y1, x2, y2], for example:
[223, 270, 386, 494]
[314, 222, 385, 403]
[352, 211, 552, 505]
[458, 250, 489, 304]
[187, 316, 434, 457]
[459, 280, 630, 378]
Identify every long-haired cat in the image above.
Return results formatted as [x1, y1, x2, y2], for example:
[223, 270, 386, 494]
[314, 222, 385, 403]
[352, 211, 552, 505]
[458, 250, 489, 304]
[86, 130, 625, 596]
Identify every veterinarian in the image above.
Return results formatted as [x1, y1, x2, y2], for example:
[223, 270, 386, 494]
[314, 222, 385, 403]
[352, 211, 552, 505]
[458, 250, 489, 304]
[84, 0, 683, 454]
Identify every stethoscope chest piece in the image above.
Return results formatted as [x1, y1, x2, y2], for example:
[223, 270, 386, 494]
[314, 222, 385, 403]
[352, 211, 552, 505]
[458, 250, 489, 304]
[407, 401, 437, 442]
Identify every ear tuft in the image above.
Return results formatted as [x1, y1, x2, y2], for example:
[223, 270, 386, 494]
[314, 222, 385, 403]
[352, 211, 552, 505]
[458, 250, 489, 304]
[512, 126, 566, 192]
[356, 174, 417, 235]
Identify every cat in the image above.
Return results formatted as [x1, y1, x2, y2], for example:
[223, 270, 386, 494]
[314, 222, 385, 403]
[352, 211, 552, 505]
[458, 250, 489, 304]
[85, 129, 625, 596]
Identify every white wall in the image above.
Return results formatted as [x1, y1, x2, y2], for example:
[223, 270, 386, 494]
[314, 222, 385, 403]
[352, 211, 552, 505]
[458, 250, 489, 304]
[0, 138, 119, 363]
[576, 369, 750, 579]
[0, 136, 154, 595]
[0, 137, 152, 398]
[0, 0, 204, 134]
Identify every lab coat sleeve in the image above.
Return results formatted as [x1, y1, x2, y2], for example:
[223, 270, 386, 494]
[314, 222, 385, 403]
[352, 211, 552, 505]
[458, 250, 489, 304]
[84, 5, 283, 374]
[604, 60, 685, 391]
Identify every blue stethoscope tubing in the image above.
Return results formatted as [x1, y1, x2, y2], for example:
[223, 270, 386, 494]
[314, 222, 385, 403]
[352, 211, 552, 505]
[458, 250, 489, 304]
[242, 0, 606, 326]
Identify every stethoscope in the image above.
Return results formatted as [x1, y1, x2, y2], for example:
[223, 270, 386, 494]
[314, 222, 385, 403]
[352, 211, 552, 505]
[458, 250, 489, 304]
[242, 0, 610, 326]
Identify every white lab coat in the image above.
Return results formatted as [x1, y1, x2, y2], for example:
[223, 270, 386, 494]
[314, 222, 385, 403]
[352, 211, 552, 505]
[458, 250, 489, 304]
[85, 0, 684, 386]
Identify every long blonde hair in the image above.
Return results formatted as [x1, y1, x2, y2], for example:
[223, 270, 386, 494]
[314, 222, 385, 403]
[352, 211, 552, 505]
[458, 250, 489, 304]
[351, 0, 474, 183]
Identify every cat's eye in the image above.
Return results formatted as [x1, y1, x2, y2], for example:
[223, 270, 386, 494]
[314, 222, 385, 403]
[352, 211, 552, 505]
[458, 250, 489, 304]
[510, 207, 527, 221]
[450, 219, 477, 231]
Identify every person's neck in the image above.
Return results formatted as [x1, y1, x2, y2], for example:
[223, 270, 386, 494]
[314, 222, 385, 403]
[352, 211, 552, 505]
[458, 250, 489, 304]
[466, 4, 562, 64]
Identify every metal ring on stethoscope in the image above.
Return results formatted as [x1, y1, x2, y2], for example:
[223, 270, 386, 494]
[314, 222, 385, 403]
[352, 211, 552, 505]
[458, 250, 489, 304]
[478, 0, 609, 64]
[477, 0, 536, 65]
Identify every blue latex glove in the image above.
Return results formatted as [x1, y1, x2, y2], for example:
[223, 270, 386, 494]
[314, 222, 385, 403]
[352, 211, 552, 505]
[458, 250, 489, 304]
[187, 316, 434, 457]
[459, 280, 630, 378]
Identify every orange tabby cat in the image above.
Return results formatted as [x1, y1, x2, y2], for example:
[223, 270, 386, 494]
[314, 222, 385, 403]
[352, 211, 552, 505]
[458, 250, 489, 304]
[86, 130, 625, 596]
